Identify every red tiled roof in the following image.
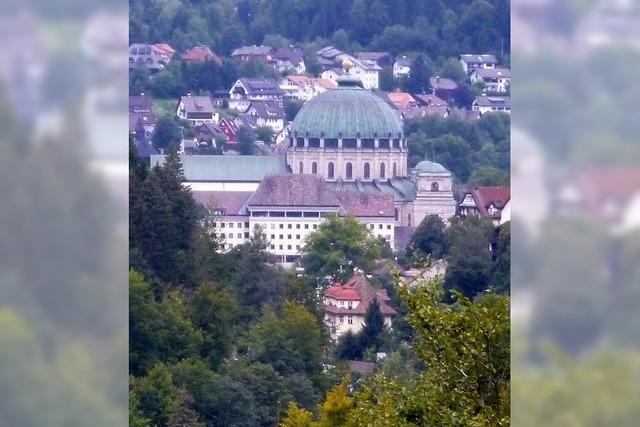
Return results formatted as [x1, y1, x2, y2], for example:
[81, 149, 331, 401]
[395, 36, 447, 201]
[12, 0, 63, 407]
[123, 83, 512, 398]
[334, 191, 395, 217]
[574, 168, 640, 220]
[413, 93, 447, 107]
[324, 275, 397, 315]
[192, 191, 253, 215]
[387, 92, 416, 109]
[152, 43, 175, 55]
[471, 186, 510, 219]
[183, 46, 222, 64]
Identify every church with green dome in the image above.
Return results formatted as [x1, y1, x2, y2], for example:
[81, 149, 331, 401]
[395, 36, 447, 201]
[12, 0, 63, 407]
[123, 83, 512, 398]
[287, 73, 457, 228]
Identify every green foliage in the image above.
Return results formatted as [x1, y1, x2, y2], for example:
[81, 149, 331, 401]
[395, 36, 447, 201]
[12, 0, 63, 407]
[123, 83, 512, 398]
[302, 215, 383, 282]
[280, 401, 314, 427]
[405, 114, 510, 184]
[335, 330, 364, 360]
[404, 55, 432, 94]
[491, 223, 510, 294]
[444, 216, 496, 299]
[245, 301, 325, 378]
[131, 363, 178, 427]
[256, 126, 274, 143]
[344, 281, 510, 426]
[360, 299, 386, 351]
[408, 214, 448, 259]
[236, 125, 256, 155]
[284, 99, 303, 121]
[468, 166, 510, 186]
[152, 117, 182, 150]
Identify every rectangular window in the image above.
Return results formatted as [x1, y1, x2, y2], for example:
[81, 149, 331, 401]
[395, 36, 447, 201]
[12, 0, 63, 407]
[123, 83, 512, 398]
[271, 234, 275, 239]
[244, 232, 250, 238]
[287, 234, 292, 239]
[228, 223, 234, 228]
[270, 245, 275, 250]
[303, 211, 319, 218]
[387, 224, 392, 229]
[221, 223, 225, 228]
[237, 233, 241, 238]
[339, 316, 344, 324]
[348, 316, 353, 325]
[296, 224, 301, 229]
[369, 224, 374, 229]
[270, 211, 285, 217]
[245, 222, 250, 228]
[270, 223, 275, 229]
[379, 224, 383, 229]
[286, 211, 302, 218]
[237, 223, 242, 228]
[304, 224, 309, 229]
[279, 224, 284, 229]
[287, 245, 292, 250]
[313, 224, 318, 229]
[296, 245, 300, 250]
[279, 245, 283, 250]
[296, 235, 300, 239]
[288, 224, 292, 229]
[279, 234, 283, 239]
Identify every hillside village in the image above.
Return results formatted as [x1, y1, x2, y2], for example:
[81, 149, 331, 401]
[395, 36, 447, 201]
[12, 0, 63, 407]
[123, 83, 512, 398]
[128, 1, 512, 426]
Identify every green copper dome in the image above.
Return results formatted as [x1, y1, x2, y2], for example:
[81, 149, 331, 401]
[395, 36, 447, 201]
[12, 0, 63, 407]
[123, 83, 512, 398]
[291, 83, 403, 139]
[413, 160, 448, 173]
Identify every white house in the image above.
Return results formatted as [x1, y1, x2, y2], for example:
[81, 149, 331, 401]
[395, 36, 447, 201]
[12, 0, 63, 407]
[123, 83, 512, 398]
[472, 95, 511, 115]
[279, 75, 336, 102]
[323, 275, 397, 339]
[245, 101, 286, 133]
[393, 56, 411, 78]
[321, 57, 381, 90]
[176, 95, 218, 125]
[460, 54, 498, 75]
[470, 68, 511, 93]
[228, 78, 284, 111]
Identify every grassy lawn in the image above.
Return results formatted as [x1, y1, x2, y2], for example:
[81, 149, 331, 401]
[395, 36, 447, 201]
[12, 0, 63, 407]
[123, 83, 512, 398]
[153, 98, 178, 118]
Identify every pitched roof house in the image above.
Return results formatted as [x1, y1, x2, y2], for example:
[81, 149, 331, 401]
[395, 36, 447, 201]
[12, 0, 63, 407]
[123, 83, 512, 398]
[470, 68, 511, 93]
[245, 101, 286, 132]
[231, 45, 273, 62]
[393, 56, 411, 78]
[129, 43, 165, 72]
[324, 274, 397, 339]
[152, 43, 176, 62]
[229, 78, 284, 110]
[387, 92, 417, 110]
[472, 95, 511, 115]
[176, 95, 218, 124]
[460, 54, 499, 74]
[272, 46, 305, 73]
[183, 45, 222, 64]
[354, 51, 392, 66]
[459, 186, 511, 225]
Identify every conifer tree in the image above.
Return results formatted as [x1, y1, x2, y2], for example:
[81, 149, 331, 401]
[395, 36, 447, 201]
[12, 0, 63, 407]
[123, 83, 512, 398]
[360, 299, 385, 351]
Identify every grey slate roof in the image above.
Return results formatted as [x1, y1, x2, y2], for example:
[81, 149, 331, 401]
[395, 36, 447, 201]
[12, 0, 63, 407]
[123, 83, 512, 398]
[232, 45, 273, 57]
[334, 191, 395, 217]
[180, 96, 214, 114]
[473, 96, 511, 108]
[430, 77, 458, 90]
[129, 95, 153, 112]
[247, 174, 342, 207]
[150, 155, 289, 182]
[193, 191, 253, 215]
[326, 178, 416, 203]
[472, 67, 511, 79]
[238, 78, 284, 97]
[249, 101, 286, 120]
[272, 47, 304, 65]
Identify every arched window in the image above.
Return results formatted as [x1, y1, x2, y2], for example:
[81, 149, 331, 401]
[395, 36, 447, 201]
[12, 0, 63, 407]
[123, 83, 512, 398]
[380, 163, 386, 180]
[346, 163, 353, 180]
[298, 161, 304, 174]
[312, 162, 318, 174]
[431, 182, 439, 191]
[392, 162, 397, 177]
[364, 162, 370, 179]
[328, 162, 335, 179]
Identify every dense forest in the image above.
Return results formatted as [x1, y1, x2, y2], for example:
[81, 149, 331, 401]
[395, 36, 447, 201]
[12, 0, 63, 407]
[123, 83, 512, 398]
[130, 0, 510, 61]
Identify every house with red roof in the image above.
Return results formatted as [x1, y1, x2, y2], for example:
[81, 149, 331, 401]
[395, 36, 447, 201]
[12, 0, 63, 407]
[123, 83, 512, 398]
[183, 45, 222, 65]
[324, 274, 397, 339]
[459, 186, 511, 225]
[152, 43, 175, 62]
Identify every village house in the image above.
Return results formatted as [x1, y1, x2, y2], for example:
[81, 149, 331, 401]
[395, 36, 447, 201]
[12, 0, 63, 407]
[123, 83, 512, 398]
[470, 68, 511, 93]
[458, 186, 511, 225]
[234, 113, 259, 130]
[392, 56, 411, 78]
[460, 54, 498, 75]
[129, 43, 165, 73]
[271, 46, 306, 73]
[387, 92, 417, 110]
[403, 93, 449, 119]
[152, 43, 175, 63]
[182, 45, 222, 64]
[324, 275, 397, 339]
[231, 45, 273, 63]
[279, 75, 336, 102]
[472, 95, 511, 115]
[354, 51, 392, 67]
[430, 76, 459, 100]
[321, 57, 381, 90]
[228, 78, 284, 110]
[245, 101, 286, 133]
[316, 45, 346, 70]
[217, 117, 239, 143]
[194, 122, 223, 144]
[129, 94, 157, 142]
[176, 95, 218, 125]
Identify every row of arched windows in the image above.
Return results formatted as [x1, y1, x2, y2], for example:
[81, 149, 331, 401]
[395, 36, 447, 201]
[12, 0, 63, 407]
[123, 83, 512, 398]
[298, 161, 399, 180]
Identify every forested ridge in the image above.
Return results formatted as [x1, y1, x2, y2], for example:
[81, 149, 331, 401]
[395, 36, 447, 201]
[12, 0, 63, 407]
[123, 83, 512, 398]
[130, 0, 510, 61]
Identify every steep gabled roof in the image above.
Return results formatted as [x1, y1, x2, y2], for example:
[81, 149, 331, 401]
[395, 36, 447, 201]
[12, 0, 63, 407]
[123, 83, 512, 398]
[334, 191, 395, 217]
[272, 46, 304, 65]
[473, 67, 511, 79]
[460, 54, 498, 64]
[193, 191, 253, 215]
[179, 95, 215, 114]
[183, 46, 222, 64]
[232, 45, 273, 57]
[470, 186, 511, 219]
[324, 275, 397, 315]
